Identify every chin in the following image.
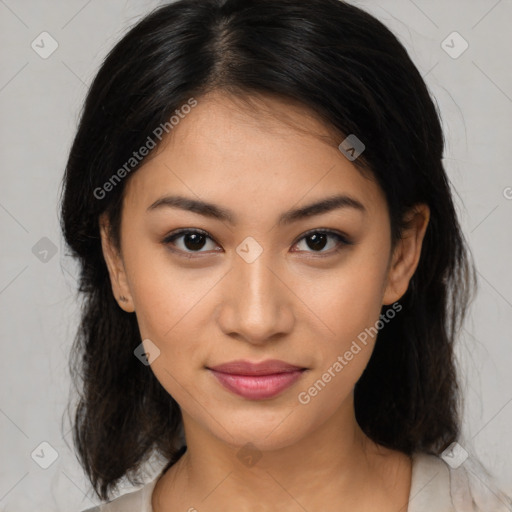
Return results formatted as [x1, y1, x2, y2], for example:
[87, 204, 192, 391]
[205, 408, 314, 454]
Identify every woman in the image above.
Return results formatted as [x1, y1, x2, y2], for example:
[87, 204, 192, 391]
[60, 0, 511, 510]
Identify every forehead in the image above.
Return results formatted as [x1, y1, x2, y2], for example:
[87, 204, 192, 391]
[122, 91, 386, 221]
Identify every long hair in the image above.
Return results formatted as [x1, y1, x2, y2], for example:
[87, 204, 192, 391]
[59, 0, 476, 501]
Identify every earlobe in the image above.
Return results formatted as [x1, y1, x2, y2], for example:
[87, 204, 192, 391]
[99, 215, 135, 313]
[382, 204, 430, 306]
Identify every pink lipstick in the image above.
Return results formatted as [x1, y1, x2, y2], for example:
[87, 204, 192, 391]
[207, 359, 307, 400]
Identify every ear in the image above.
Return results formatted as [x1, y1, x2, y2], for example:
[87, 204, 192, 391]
[99, 214, 135, 313]
[382, 203, 430, 305]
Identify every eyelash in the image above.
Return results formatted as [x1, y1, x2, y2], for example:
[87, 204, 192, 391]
[161, 228, 353, 259]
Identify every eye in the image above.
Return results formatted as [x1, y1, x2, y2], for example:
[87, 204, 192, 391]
[291, 229, 353, 255]
[162, 229, 220, 257]
[162, 228, 353, 258]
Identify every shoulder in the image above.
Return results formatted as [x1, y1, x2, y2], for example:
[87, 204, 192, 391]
[409, 451, 512, 512]
[79, 475, 160, 512]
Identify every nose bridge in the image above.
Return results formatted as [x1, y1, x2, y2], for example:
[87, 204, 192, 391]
[220, 243, 293, 342]
[234, 235, 279, 300]
[238, 248, 277, 303]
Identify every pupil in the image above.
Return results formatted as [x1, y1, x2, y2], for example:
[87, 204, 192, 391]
[307, 233, 327, 251]
[182, 233, 329, 252]
[185, 233, 205, 251]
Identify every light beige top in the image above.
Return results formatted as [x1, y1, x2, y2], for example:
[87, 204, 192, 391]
[82, 452, 512, 511]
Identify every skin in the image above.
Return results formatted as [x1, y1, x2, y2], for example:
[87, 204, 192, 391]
[100, 91, 430, 512]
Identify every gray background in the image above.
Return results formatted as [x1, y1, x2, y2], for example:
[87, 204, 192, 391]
[1, 0, 511, 510]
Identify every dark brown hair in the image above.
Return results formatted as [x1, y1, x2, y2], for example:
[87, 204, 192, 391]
[60, 0, 476, 501]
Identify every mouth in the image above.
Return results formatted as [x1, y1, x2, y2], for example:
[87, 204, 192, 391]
[206, 359, 308, 400]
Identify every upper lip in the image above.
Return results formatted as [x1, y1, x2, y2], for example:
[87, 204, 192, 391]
[207, 359, 305, 376]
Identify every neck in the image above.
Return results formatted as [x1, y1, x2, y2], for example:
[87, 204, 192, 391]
[153, 396, 412, 511]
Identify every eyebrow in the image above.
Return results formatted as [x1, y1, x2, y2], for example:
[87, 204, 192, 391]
[147, 193, 366, 225]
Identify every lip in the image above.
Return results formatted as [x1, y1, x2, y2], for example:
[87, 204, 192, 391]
[207, 359, 307, 400]
[208, 359, 305, 375]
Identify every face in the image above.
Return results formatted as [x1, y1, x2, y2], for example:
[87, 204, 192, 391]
[100, 91, 429, 452]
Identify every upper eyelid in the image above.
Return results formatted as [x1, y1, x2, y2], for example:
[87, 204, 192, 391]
[292, 228, 351, 244]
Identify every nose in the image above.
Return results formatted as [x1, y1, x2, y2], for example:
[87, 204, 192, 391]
[215, 251, 295, 345]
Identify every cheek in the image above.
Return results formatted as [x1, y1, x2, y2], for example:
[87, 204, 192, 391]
[300, 249, 389, 347]
[124, 239, 211, 336]
[124, 247, 225, 402]
[132, 268, 209, 404]
[296, 247, 390, 402]
[131, 273, 212, 361]
[296, 265, 388, 412]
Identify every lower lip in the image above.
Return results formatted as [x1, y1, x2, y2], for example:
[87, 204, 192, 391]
[208, 369, 305, 400]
